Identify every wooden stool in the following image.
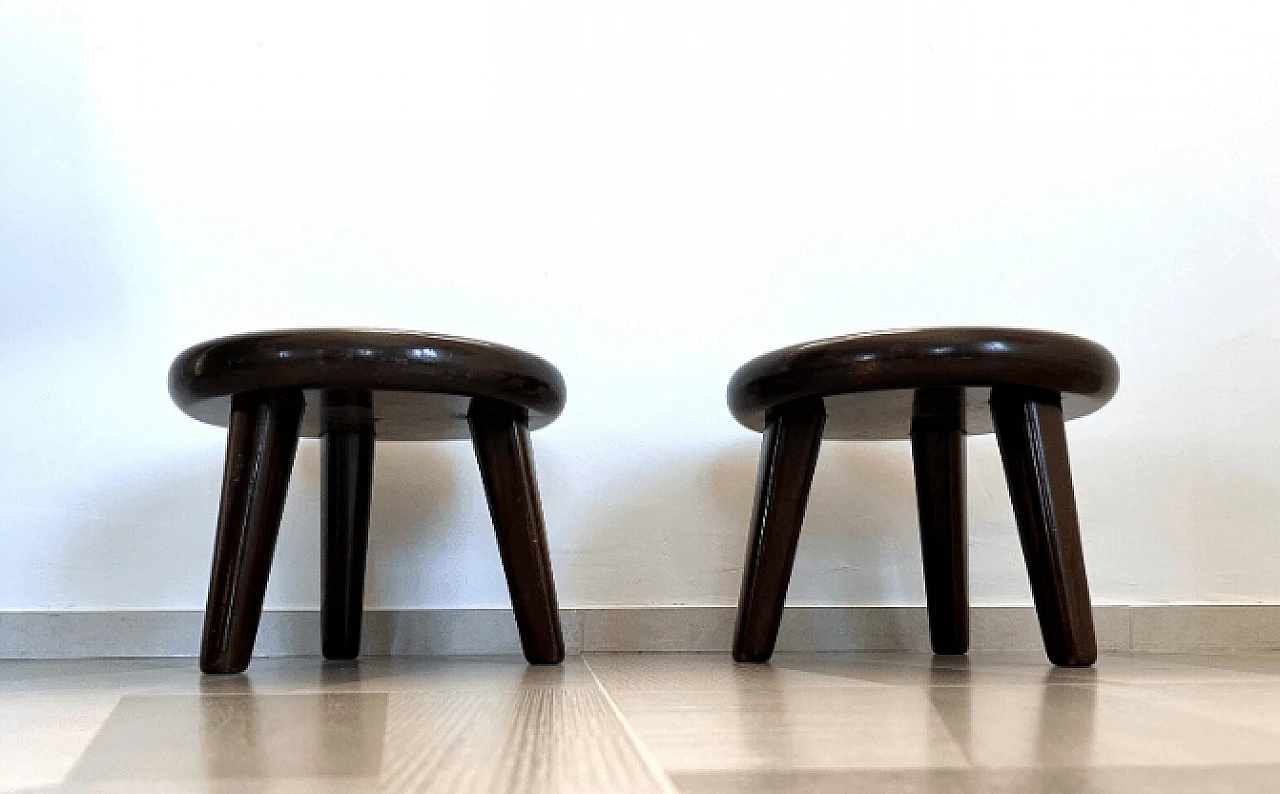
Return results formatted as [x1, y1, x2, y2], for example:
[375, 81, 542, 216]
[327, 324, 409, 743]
[169, 330, 567, 673]
[726, 328, 1119, 667]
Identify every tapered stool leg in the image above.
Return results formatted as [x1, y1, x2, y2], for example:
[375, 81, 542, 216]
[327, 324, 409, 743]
[992, 387, 1097, 667]
[469, 400, 564, 664]
[321, 390, 376, 661]
[733, 399, 825, 663]
[201, 389, 304, 674]
[911, 388, 969, 655]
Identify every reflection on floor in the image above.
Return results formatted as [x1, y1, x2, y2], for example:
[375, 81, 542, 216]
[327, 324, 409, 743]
[4, 652, 1280, 792]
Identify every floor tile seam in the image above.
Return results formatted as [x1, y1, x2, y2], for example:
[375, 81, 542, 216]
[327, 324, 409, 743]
[671, 762, 1280, 774]
[596, 683, 1122, 696]
[0, 692, 129, 704]
[593, 681, 1116, 691]
[671, 763, 986, 773]
[963, 761, 1280, 771]
[14, 678, 1274, 697]
[1100, 680, 1280, 688]
[39, 697, 121, 790]
[155, 683, 607, 694]
[581, 655, 683, 794]
[660, 762, 979, 776]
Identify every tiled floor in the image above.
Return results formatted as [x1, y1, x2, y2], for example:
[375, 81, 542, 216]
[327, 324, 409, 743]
[4, 653, 1280, 793]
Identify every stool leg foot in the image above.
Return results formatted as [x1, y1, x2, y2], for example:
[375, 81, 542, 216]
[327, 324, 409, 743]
[470, 401, 564, 665]
[992, 388, 1097, 668]
[911, 390, 969, 656]
[321, 397, 375, 661]
[733, 399, 825, 663]
[201, 390, 303, 674]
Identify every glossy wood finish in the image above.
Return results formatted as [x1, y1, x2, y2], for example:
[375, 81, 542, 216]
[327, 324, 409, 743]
[727, 328, 1119, 438]
[169, 330, 567, 440]
[910, 388, 968, 655]
[469, 399, 565, 664]
[201, 389, 303, 674]
[320, 390, 376, 661]
[733, 399, 826, 663]
[992, 387, 1097, 667]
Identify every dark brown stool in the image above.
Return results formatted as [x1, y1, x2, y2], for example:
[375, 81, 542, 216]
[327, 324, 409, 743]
[727, 328, 1119, 667]
[169, 330, 567, 673]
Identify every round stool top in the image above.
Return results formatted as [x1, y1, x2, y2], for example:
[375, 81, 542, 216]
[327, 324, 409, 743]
[169, 329, 567, 440]
[727, 328, 1119, 439]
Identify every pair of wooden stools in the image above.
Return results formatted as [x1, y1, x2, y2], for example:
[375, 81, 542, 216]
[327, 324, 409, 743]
[170, 328, 1118, 673]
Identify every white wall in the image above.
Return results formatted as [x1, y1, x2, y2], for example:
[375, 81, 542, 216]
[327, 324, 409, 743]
[2, 1, 1279, 611]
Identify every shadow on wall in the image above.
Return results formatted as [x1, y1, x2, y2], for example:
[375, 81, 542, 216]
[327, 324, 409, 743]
[59, 450, 229, 608]
[293, 440, 466, 608]
[562, 406, 1280, 608]
[1067, 432, 1280, 602]
[54, 397, 1280, 609]
[562, 436, 923, 606]
[702, 437, 924, 605]
[58, 436, 466, 610]
[793, 440, 922, 604]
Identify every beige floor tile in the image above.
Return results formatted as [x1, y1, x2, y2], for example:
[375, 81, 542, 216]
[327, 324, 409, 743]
[584, 652, 893, 692]
[20, 781, 393, 793]
[589, 653, 1280, 774]
[1104, 682, 1280, 735]
[586, 651, 1268, 692]
[956, 684, 1280, 768]
[41, 658, 670, 794]
[0, 693, 120, 792]
[8, 653, 1280, 793]
[0, 659, 197, 695]
[769, 651, 1280, 686]
[185, 656, 600, 695]
[377, 688, 671, 793]
[0, 656, 598, 698]
[669, 766, 1280, 794]
[602, 686, 970, 772]
[67, 692, 389, 782]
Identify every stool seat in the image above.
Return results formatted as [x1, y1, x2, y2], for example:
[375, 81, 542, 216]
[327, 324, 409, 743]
[728, 328, 1119, 438]
[169, 329, 567, 440]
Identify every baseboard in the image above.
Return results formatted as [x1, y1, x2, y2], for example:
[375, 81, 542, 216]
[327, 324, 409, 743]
[2, 606, 1278, 659]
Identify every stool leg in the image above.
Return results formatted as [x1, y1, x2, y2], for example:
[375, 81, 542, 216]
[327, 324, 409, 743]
[911, 391, 969, 655]
[469, 401, 564, 664]
[991, 387, 1097, 667]
[733, 399, 825, 663]
[321, 405, 375, 661]
[201, 390, 303, 674]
